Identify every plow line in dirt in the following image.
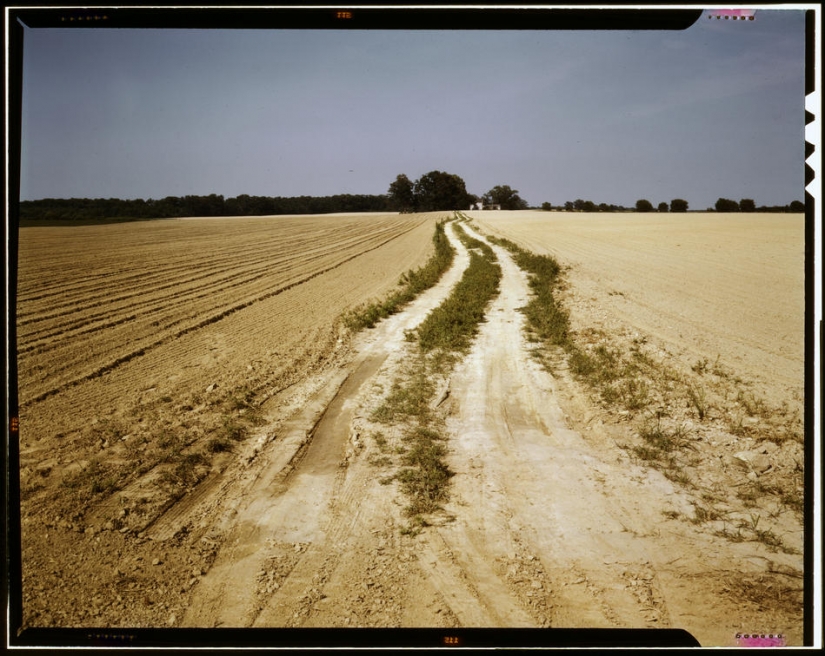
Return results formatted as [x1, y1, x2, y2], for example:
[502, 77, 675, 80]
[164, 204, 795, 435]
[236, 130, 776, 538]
[19, 221, 428, 406]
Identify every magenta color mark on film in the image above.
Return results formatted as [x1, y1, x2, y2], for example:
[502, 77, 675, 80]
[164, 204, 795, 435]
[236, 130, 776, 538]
[708, 9, 756, 20]
[735, 633, 786, 647]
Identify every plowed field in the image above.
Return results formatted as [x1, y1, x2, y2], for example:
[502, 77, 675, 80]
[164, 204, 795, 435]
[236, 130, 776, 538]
[12, 210, 809, 648]
[468, 211, 805, 408]
[14, 212, 444, 628]
[17, 213, 439, 405]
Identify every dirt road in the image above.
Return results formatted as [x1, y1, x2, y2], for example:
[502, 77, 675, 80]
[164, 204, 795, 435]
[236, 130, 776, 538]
[180, 222, 802, 645]
[179, 221, 473, 629]
[16, 216, 804, 647]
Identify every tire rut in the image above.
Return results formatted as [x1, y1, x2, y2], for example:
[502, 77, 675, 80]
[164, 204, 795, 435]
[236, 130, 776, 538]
[181, 221, 471, 627]
[432, 223, 671, 629]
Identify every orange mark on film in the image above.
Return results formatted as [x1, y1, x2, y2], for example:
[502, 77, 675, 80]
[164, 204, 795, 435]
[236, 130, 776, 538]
[336, 11, 353, 20]
[10, 417, 19, 433]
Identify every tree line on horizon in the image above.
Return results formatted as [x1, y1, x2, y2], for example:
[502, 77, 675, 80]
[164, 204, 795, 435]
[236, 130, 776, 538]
[712, 198, 804, 213]
[542, 197, 804, 213]
[18, 171, 804, 221]
[18, 193, 395, 222]
[18, 171, 528, 221]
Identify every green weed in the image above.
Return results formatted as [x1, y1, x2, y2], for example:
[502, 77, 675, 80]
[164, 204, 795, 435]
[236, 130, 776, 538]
[488, 236, 568, 347]
[207, 436, 233, 453]
[414, 225, 501, 353]
[374, 218, 498, 526]
[345, 220, 456, 331]
[372, 360, 435, 423]
[639, 420, 689, 453]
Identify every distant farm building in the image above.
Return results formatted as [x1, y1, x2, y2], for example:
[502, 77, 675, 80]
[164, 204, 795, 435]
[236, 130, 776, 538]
[470, 202, 501, 210]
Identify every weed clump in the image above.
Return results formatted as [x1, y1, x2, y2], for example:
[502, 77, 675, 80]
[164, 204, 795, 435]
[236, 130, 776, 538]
[374, 218, 500, 526]
[373, 360, 435, 423]
[396, 431, 454, 516]
[415, 232, 501, 352]
[345, 219, 456, 331]
[489, 236, 569, 347]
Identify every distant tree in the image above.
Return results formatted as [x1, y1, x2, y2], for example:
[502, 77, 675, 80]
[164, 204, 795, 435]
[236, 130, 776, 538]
[183, 193, 224, 217]
[414, 170, 473, 212]
[388, 174, 416, 212]
[657, 202, 669, 212]
[739, 198, 756, 213]
[598, 203, 611, 212]
[715, 198, 739, 212]
[564, 201, 574, 211]
[789, 200, 805, 212]
[635, 199, 654, 213]
[573, 199, 596, 212]
[541, 202, 553, 211]
[670, 198, 688, 213]
[484, 185, 528, 210]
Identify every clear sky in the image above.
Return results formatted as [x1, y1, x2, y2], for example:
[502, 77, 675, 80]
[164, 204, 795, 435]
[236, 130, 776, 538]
[18, 8, 807, 210]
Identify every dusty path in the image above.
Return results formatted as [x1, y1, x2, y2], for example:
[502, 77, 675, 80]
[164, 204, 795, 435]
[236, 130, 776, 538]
[180, 222, 803, 645]
[181, 222, 473, 628]
[426, 225, 801, 645]
[16, 216, 803, 646]
[422, 224, 685, 629]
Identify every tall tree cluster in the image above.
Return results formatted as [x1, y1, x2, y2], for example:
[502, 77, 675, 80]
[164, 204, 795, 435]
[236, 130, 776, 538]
[388, 171, 475, 212]
[714, 198, 803, 212]
[482, 185, 528, 210]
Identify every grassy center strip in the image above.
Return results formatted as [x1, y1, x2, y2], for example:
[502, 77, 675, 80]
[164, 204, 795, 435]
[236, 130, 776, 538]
[371, 220, 502, 530]
[487, 235, 569, 348]
[343, 218, 455, 331]
[414, 227, 502, 355]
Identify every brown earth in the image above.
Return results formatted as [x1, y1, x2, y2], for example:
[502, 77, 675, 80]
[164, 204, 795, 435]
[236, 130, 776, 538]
[14, 212, 442, 628]
[12, 211, 808, 647]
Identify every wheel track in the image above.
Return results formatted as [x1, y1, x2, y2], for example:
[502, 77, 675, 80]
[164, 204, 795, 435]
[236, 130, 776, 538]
[180, 220, 470, 628]
[434, 224, 671, 629]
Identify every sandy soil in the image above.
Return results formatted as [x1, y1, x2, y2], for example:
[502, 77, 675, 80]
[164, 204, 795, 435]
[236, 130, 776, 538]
[12, 212, 808, 648]
[467, 211, 806, 410]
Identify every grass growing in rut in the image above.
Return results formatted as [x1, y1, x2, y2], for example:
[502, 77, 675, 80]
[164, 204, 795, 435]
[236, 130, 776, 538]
[374, 220, 502, 528]
[488, 235, 569, 348]
[414, 229, 501, 353]
[344, 219, 455, 331]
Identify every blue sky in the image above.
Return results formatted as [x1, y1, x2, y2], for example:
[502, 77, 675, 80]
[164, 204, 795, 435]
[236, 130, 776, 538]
[19, 8, 807, 209]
